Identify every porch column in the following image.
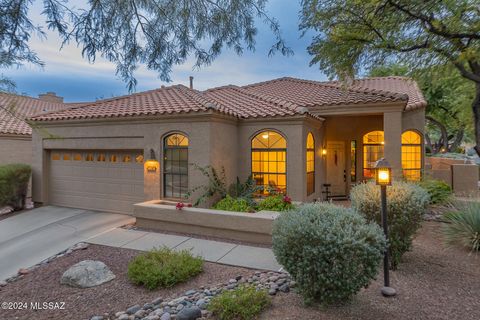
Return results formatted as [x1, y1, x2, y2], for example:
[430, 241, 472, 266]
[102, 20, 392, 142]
[383, 111, 402, 177]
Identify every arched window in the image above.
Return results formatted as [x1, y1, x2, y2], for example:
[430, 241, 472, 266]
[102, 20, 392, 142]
[402, 130, 422, 181]
[251, 130, 287, 194]
[306, 133, 315, 195]
[363, 131, 384, 178]
[164, 133, 189, 198]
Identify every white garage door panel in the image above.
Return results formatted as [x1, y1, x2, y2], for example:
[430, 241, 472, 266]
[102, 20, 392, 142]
[49, 150, 145, 214]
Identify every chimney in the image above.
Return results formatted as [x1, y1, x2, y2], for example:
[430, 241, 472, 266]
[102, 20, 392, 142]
[189, 76, 194, 90]
[38, 92, 64, 103]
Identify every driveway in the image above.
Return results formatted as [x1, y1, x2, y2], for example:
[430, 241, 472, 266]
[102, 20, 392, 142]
[0, 206, 134, 281]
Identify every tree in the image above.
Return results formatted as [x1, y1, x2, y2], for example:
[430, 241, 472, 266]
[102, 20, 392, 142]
[370, 63, 474, 154]
[0, 0, 291, 91]
[300, 0, 480, 155]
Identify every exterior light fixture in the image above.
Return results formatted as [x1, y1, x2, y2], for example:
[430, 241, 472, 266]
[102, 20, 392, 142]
[145, 148, 159, 173]
[321, 147, 327, 156]
[374, 158, 396, 297]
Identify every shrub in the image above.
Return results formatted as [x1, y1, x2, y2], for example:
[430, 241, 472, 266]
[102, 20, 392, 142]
[272, 203, 386, 305]
[0, 163, 31, 209]
[443, 201, 480, 252]
[257, 195, 294, 212]
[208, 285, 270, 320]
[127, 247, 203, 290]
[418, 179, 453, 205]
[186, 164, 228, 206]
[213, 195, 253, 212]
[351, 181, 429, 269]
[228, 175, 262, 207]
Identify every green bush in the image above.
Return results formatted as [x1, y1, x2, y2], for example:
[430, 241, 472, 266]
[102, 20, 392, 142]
[272, 203, 385, 305]
[351, 181, 429, 269]
[227, 175, 262, 207]
[0, 163, 31, 209]
[213, 195, 253, 212]
[443, 201, 480, 252]
[418, 179, 453, 205]
[257, 195, 294, 212]
[127, 247, 203, 290]
[208, 285, 270, 320]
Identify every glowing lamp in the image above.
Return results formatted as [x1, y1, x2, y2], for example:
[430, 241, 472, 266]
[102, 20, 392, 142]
[321, 148, 327, 156]
[145, 149, 159, 173]
[374, 158, 392, 186]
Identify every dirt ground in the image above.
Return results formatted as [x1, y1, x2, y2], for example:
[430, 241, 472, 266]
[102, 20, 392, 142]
[0, 221, 478, 320]
[261, 221, 480, 320]
[0, 245, 252, 320]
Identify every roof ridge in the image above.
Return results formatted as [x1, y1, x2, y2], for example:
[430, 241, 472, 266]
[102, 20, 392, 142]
[0, 92, 66, 107]
[176, 85, 240, 118]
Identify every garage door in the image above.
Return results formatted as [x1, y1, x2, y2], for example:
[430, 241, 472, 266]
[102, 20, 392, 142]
[49, 150, 144, 214]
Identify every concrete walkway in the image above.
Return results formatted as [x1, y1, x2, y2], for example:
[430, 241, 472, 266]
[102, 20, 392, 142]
[87, 228, 282, 271]
[0, 206, 134, 281]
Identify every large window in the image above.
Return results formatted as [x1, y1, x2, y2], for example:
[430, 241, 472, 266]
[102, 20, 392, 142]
[306, 133, 315, 195]
[351, 140, 357, 183]
[402, 130, 422, 181]
[363, 131, 384, 179]
[163, 133, 189, 198]
[251, 130, 287, 194]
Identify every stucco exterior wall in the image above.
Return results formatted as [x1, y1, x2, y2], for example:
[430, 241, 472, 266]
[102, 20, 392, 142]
[0, 135, 32, 165]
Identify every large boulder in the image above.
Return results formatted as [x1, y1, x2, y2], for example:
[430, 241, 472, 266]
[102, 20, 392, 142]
[61, 260, 115, 288]
[176, 306, 202, 320]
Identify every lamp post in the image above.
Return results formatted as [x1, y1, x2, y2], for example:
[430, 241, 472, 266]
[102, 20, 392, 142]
[374, 158, 396, 297]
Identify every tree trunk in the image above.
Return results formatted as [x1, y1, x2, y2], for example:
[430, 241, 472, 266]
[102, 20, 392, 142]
[449, 128, 464, 152]
[473, 83, 480, 157]
[426, 116, 448, 152]
[425, 133, 434, 154]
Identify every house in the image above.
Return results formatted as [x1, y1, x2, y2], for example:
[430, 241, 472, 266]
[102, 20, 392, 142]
[29, 77, 426, 214]
[0, 92, 73, 165]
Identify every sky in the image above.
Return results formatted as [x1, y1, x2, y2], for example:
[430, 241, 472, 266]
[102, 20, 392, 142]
[3, 0, 328, 102]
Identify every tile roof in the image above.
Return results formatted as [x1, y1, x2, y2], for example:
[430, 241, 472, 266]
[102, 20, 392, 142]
[30, 76, 426, 123]
[0, 93, 71, 135]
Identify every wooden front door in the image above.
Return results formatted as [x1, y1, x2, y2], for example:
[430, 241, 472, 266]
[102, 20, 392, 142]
[326, 141, 346, 196]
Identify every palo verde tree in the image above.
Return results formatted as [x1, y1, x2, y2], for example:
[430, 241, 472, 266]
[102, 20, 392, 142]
[0, 0, 291, 91]
[300, 0, 480, 155]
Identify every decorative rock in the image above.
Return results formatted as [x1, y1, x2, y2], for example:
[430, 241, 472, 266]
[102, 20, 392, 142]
[279, 283, 290, 293]
[195, 299, 207, 310]
[228, 279, 237, 284]
[90, 316, 103, 320]
[176, 306, 202, 320]
[144, 303, 154, 310]
[185, 289, 196, 296]
[152, 298, 163, 305]
[134, 309, 146, 318]
[160, 312, 171, 320]
[115, 311, 125, 317]
[226, 284, 236, 290]
[0, 280, 7, 287]
[18, 268, 29, 275]
[72, 242, 90, 251]
[126, 305, 141, 315]
[176, 304, 184, 312]
[118, 314, 129, 320]
[235, 275, 242, 281]
[268, 288, 277, 295]
[61, 260, 115, 288]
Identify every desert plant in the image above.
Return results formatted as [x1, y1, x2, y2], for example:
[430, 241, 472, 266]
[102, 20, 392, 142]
[127, 247, 203, 290]
[186, 164, 228, 206]
[213, 195, 254, 212]
[418, 179, 453, 205]
[443, 201, 480, 252]
[0, 163, 31, 209]
[351, 181, 429, 269]
[208, 285, 271, 320]
[227, 175, 262, 207]
[272, 203, 386, 305]
[257, 195, 294, 212]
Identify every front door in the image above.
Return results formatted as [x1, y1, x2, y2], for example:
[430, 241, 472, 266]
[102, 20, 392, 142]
[326, 141, 346, 196]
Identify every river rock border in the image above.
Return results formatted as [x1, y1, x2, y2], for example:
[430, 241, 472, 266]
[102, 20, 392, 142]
[95, 270, 294, 320]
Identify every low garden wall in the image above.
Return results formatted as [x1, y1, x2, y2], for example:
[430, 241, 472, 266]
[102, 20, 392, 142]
[426, 157, 479, 196]
[133, 200, 279, 245]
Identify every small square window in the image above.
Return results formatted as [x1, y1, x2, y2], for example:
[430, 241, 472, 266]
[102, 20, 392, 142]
[123, 155, 132, 163]
[135, 154, 144, 163]
[110, 154, 118, 162]
[97, 153, 106, 162]
[73, 153, 82, 161]
[85, 153, 94, 161]
[63, 153, 71, 161]
[52, 153, 60, 160]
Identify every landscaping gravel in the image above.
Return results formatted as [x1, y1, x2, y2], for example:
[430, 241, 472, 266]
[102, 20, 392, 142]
[260, 221, 480, 320]
[0, 244, 252, 320]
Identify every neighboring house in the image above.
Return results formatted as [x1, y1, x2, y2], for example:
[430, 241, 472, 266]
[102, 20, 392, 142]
[0, 92, 73, 165]
[29, 77, 426, 214]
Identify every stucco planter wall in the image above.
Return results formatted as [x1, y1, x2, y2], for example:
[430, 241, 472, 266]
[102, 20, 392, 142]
[133, 200, 279, 245]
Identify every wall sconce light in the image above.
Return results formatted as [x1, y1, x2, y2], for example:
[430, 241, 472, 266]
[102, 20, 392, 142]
[145, 148, 159, 173]
[321, 147, 327, 156]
